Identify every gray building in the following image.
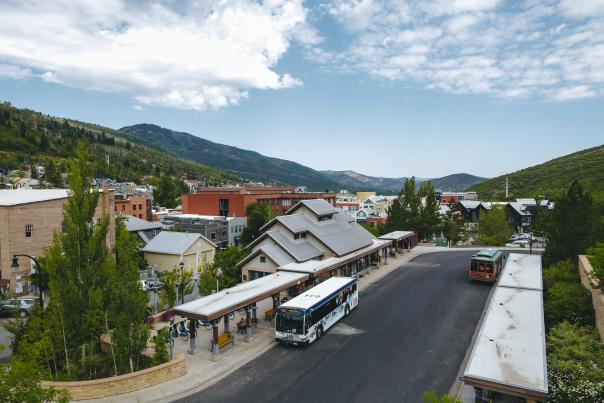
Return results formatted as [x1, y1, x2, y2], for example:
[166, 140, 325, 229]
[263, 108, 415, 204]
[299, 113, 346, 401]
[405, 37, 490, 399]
[226, 216, 247, 247]
[161, 214, 232, 248]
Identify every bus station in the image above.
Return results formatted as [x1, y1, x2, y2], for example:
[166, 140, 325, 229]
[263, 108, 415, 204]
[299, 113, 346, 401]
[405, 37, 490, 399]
[378, 231, 418, 253]
[462, 254, 548, 402]
[173, 271, 308, 361]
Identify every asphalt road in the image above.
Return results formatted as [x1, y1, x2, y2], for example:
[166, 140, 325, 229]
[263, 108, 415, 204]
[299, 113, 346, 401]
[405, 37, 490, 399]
[177, 250, 496, 403]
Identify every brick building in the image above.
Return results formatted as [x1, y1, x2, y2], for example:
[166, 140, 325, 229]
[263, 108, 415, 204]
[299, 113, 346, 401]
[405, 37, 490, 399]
[115, 195, 152, 220]
[181, 186, 336, 218]
[0, 188, 115, 296]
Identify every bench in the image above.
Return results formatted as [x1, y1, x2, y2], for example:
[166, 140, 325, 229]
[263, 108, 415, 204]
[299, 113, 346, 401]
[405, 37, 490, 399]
[210, 331, 234, 351]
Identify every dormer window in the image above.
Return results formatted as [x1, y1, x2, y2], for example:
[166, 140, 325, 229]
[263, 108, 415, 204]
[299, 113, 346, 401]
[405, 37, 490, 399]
[318, 214, 333, 222]
[294, 232, 308, 240]
[260, 256, 266, 263]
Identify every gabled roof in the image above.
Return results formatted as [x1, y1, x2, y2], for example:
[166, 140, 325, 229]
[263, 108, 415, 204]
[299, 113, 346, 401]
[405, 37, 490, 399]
[264, 230, 323, 261]
[287, 198, 338, 216]
[237, 244, 296, 268]
[141, 231, 216, 255]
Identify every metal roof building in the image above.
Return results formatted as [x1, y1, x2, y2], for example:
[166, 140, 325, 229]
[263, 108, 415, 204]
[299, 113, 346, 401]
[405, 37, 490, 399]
[462, 253, 547, 402]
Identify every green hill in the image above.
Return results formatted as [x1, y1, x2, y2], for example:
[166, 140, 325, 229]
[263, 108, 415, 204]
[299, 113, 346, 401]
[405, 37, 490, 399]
[0, 102, 236, 184]
[468, 144, 604, 199]
[119, 124, 342, 191]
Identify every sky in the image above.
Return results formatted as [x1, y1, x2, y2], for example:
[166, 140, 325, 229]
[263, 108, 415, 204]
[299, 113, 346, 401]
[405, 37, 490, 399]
[0, 0, 603, 179]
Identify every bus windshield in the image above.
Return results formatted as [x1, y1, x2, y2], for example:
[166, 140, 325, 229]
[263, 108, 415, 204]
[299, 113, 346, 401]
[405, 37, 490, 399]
[276, 308, 305, 334]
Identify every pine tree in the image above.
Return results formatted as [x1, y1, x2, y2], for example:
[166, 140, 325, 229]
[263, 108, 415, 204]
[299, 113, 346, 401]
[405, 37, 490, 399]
[543, 180, 599, 267]
[418, 182, 440, 241]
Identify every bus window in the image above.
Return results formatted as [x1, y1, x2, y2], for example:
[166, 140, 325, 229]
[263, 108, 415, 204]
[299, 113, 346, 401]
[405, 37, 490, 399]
[276, 309, 304, 334]
[485, 262, 493, 273]
[471, 261, 478, 272]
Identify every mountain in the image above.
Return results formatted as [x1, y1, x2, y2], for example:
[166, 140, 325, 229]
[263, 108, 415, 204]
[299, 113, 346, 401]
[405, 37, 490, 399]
[426, 173, 488, 192]
[119, 124, 341, 191]
[322, 170, 486, 193]
[321, 170, 410, 193]
[0, 102, 235, 184]
[467, 144, 604, 199]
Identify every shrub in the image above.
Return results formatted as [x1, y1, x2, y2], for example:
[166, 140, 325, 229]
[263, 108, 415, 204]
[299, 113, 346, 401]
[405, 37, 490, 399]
[547, 322, 604, 402]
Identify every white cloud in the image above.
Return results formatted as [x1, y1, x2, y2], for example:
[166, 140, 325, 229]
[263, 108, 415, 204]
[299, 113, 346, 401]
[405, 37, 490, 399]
[320, 0, 604, 101]
[0, 0, 313, 110]
[0, 63, 32, 80]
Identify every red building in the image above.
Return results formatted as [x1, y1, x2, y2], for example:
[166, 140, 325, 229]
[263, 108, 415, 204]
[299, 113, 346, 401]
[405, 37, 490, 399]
[181, 186, 336, 217]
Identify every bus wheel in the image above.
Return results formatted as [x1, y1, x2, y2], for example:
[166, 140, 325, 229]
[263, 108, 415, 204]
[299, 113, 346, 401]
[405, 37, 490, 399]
[317, 326, 323, 340]
[344, 305, 350, 317]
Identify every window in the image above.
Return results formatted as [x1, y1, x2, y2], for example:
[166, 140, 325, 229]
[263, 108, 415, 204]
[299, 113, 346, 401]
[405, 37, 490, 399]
[294, 234, 300, 240]
[301, 232, 307, 239]
[25, 224, 32, 238]
[219, 199, 229, 216]
[260, 256, 266, 263]
[133, 204, 137, 211]
[210, 232, 216, 240]
[221, 230, 227, 237]
[138, 204, 143, 210]
[139, 214, 143, 219]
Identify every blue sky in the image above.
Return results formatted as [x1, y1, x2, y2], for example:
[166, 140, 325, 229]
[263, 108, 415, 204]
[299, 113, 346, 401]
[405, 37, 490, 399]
[1, 0, 603, 178]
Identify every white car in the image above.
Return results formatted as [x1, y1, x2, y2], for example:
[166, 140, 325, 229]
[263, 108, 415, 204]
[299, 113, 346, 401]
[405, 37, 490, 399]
[506, 239, 530, 248]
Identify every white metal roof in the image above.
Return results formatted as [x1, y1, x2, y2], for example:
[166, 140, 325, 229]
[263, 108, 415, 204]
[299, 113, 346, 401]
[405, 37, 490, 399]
[463, 286, 547, 397]
[124, 215, 164, 232]
[141, 231, 215, 255]
[0, 189, 68, 206]
[379, 231, 415, 241]
[498, 253, 543, 291]
[278, 239, 390, 275]
[174, 271, 309, 320]
[281, 277, 355, 310]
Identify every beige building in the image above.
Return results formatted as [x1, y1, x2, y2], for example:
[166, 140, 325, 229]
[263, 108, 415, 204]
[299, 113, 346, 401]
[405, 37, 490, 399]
[141, 231, 216, 275]
[0, 188, 115, 296]
[238, 199, 390, 288]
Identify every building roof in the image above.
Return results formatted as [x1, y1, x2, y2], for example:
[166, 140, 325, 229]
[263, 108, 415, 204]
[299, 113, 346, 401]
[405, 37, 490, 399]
[264, 230, 323, 261]
[463, 253, 547, 400]
[173, 271, 309, 321]
[379, 231, 415, 241]
[0, 189, 68, 206]
[278, 239, 390, 276]
[287, 199, 338, 216]
[267, 210, 374, 257]
[123, 215, 164, 232]
[498, 253, 543, 291]
[281, 277, 356, 310]
[459, 200, 483, 210]
[141, 231, 215, 255]
[260, 244, 296, 266]
[463, 287, 547, 399]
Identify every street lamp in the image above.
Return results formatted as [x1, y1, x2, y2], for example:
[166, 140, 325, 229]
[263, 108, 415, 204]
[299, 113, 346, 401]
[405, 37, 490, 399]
[178, 259, 185, 305]
[214, 267, 223, 293]
[11, 254, 45, 309]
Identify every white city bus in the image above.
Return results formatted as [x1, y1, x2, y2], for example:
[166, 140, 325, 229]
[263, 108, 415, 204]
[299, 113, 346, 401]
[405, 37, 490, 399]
[275, 277, 358, 346]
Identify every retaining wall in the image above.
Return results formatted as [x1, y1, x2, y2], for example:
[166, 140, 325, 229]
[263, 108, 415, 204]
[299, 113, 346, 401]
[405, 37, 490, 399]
[41, 355, 186, 401]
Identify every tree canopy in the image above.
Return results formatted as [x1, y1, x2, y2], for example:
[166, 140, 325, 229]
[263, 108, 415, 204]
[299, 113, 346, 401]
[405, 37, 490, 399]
[240, 203, 273, 246]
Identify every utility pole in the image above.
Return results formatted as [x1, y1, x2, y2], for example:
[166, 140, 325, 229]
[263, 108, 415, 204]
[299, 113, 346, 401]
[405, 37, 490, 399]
[505, 177, 509, 199]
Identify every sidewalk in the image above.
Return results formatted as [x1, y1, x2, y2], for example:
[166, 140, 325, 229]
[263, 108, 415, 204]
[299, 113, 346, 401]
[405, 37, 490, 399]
[83, 247, 439, 402]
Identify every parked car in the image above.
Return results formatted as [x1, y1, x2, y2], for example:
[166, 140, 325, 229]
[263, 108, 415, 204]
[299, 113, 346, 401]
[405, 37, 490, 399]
[510, 233, 532, 242]
[505, 239, 530, 248]
[139, 278, 164, 292]
[0, 297, 38, 317]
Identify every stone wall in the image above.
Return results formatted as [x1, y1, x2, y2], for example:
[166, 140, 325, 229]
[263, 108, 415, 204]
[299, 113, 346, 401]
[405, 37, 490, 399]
[41, 355, 186, 401]
[578, 255, 604, 341]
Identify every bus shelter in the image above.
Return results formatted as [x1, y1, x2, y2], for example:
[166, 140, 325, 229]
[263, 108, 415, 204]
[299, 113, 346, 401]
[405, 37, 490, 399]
[278, 239, 391, 283]
[462, 254, 547, 402]
[378, 231, 417, 253]
[173, 271, 308, 361]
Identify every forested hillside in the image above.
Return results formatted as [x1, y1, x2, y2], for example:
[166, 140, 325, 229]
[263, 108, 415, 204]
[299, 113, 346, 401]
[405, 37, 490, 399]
[468, 144, 604, 199]
[119, 124, 342, 191]
[0, 102, 236, 184]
